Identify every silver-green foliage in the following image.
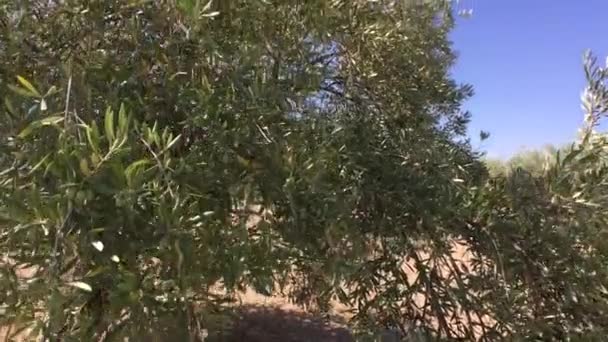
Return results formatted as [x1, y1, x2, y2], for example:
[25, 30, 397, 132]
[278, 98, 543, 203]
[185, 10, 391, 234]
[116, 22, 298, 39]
[2, 1, 608, 341]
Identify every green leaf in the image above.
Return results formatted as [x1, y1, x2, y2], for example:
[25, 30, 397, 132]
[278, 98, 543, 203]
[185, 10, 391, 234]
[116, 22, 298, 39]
[202, 0, 213, 12]
[149, 121, 160, 146]
[118, 103, 128, 138]
[44, 85, 59, 97]
[202, 11, 220, 17]
[8, 84, 38, 98]
[18, 116, 64, 138]
[91, 153, 101, 165]
[165, 134, 182, 152]
[86, 122, 101, 153]
[88, 227, 106, 234]
[104, 107, 115, 143]
[67, 281, 93, 292]
[84, 266, 109, 278]
[39, 115, 65, 126]
[4, 97, 16, 115]
[125, 159, 151, 186]
[80, 158, 91, 176]
[17, 76, 41, 97]
[28, 153, 52, 176]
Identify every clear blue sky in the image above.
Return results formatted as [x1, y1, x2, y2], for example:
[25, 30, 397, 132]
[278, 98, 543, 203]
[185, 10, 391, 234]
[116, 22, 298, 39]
[450, 0, 608, 159]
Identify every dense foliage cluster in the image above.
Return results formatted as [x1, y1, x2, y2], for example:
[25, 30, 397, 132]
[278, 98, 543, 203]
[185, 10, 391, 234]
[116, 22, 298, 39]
[2, 1, 608, 341]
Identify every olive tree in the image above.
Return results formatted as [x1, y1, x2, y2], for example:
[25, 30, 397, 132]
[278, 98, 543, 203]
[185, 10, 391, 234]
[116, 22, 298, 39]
[0, 1, 481, 340]
[3, 1, 608, 341]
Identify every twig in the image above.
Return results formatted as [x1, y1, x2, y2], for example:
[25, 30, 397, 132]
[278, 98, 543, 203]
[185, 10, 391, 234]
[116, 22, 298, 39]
[95, 311, 131, 342]
[140, 138, 174, 198]
[44, 205, 73, 341]
[3, 321, 12, 342]
[64, 75, 72, 128]
[256, 123, 273, 144]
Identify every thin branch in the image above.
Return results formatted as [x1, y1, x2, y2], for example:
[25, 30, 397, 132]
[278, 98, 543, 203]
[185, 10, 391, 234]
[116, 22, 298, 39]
[95, 311, 131, 342]
[140, 137, 175, 198]
[44, 205, 73, 341]
[256, 123, 273, 144]
[64, 75, 72, 128]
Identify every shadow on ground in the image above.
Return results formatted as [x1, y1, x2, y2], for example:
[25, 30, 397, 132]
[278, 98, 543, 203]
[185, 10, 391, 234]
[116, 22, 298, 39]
[215, 305, 354, 342]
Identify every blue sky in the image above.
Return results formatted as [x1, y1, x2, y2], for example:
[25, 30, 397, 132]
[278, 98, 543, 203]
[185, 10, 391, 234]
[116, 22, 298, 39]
[450, 0, 608, 159]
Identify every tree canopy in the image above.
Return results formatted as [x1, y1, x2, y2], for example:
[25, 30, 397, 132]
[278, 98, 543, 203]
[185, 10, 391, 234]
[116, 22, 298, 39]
[2, 1, 608, 341]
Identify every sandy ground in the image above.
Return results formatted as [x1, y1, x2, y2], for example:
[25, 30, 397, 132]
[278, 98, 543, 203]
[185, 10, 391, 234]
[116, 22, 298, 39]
[2, 208, 479, 341]
[1, 243, 478, 341]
